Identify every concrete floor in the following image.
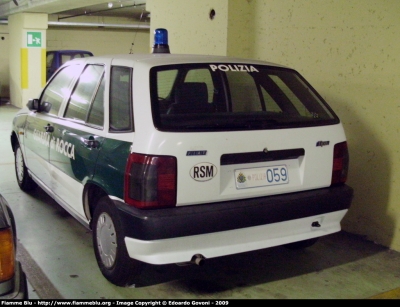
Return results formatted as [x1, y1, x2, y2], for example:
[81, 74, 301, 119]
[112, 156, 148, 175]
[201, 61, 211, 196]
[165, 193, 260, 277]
[1, 101, 400, 300]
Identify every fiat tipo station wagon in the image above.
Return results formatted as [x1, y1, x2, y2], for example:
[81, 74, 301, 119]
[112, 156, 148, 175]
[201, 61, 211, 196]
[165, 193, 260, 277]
[10, 29, 353, 287]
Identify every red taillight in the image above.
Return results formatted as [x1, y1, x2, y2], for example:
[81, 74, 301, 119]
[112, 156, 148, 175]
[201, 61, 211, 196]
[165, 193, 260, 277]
[124, 153, 177, 209]
[331, 141, 349, 186]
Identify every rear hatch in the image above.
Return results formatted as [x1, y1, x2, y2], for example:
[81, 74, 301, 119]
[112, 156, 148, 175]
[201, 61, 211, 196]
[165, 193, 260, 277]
[144, 62, 347, 206]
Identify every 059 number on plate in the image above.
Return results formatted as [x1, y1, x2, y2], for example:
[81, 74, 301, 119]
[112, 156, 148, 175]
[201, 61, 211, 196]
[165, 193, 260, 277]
[235, 165, 289, 189]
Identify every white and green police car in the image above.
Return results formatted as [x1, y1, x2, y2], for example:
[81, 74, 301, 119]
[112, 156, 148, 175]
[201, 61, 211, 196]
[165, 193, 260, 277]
[10, 29, 353, 287]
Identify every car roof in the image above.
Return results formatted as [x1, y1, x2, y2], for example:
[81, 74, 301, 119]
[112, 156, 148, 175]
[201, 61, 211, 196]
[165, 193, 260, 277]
[68, 53, 288, 69]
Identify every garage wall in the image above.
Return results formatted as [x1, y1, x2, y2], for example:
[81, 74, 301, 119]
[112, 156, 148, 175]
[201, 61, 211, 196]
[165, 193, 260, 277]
[47, 27, 150, 55]
[148, 0, 229, 55]
[46, 15, 150, 55]
[147, 0, 400, 252]
[248, 0, 400, 251]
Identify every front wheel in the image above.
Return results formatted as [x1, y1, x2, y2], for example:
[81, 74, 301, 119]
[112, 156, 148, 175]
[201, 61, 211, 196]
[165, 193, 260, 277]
[92, 196, 143, 287]
[14, 143, 37, 192]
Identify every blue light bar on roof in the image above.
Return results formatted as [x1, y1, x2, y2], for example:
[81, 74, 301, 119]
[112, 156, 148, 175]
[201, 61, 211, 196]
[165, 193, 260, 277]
[152, 28, 170, 54]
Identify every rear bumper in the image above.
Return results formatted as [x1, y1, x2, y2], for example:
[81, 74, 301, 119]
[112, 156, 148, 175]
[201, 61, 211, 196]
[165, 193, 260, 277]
[124, 209, 347, 264]
[115, 184, 353, 241]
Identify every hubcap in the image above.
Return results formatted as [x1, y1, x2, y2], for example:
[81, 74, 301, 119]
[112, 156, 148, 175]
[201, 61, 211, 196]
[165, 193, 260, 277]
[16, 148, 24, 182]
[96, 212, 117, 269]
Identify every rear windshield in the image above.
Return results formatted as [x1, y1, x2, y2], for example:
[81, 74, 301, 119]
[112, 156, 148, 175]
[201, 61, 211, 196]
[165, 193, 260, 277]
[150, 63, 339, 132]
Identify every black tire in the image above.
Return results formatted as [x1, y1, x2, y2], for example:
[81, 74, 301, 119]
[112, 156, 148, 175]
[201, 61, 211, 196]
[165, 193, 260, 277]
[92, 196, 143, 287]
[14, 143, 37, 192]
[284, 238, 319, 250]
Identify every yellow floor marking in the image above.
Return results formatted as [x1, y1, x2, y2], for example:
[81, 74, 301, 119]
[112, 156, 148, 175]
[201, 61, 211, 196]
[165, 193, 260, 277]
[369, 287, 400, 299]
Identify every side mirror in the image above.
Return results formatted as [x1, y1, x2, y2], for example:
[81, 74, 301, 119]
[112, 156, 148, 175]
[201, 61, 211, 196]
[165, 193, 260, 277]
[27, 99, 39, 111]
[41, 101, 52, 113]
[26, 99, 52, 113]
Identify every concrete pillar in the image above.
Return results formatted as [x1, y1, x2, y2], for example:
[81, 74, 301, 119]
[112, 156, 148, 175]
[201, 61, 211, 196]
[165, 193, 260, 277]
[9, 13, 47, 108]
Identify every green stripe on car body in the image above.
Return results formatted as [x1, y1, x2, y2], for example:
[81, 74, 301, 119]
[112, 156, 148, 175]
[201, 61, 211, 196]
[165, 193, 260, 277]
[92, 138, 131, 199]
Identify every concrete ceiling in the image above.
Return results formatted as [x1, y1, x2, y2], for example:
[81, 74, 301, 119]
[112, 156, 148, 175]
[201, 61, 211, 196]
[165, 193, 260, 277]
[0, 0, 148, 20]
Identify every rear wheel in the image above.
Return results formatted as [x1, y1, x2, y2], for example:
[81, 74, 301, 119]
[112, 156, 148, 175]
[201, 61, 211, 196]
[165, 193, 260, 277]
[284, 238, 319, 250]
[14, 143, 37, 191]
[92, 196, 143, 287]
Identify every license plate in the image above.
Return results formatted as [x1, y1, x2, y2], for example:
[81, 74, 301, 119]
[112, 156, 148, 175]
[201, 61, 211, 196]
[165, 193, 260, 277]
[234, 165, 289, 189]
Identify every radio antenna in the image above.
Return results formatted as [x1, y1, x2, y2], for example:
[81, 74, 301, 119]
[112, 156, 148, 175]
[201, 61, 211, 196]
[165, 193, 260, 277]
[130, 9, 145, 54]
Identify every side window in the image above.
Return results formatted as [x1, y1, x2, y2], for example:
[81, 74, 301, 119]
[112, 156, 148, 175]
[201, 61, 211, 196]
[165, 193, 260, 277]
[185, 69, 214, 102]
[61, 54, 73, 65]
[64, 64, 104, 122]
[46, 53, 54, 70]
[226, 71, 262, 112]
[260, 87, 282, 113]
[87, 76, 105, 127]
[156, 69, 177, 114]
[269, 75, 310, 117]
[40, 64, 82, 116]
[109, 66, 133, 132]
[157, 69, 177, 99]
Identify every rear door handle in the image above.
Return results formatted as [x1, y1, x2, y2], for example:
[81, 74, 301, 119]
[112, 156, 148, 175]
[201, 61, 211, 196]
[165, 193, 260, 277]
[83, 136, 99, 149]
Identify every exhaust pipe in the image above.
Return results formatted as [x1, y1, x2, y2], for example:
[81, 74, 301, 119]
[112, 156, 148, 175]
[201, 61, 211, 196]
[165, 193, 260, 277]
[175, 254, 206, 266]
[191, 254, 206, 266]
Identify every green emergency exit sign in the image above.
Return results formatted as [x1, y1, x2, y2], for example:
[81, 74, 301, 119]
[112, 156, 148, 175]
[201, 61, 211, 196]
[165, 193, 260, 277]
[27, 32, 42, 47]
